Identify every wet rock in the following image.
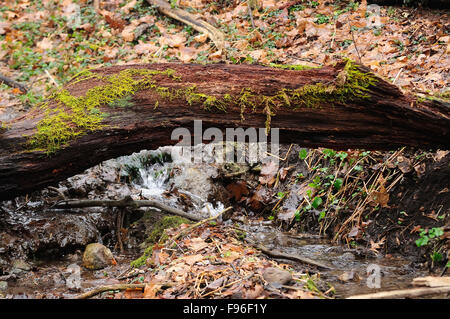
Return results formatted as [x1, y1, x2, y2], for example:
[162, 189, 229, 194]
[0, 281, 7, 291]
[338, 252, 356, 262]
[338, 270, 360, 283]
[82, 243, 117, 270]
[64, 250, 82, 263]
[263, 267, 292, 287]
[324, 246, 345, 254]
[52, 273, 66, 287]
[0, 208, 115, 263]
[11, 260, 31, 274]
[353, 247, 378, 259]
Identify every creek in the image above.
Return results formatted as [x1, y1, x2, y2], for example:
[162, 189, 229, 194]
[0, 144, 427, 298]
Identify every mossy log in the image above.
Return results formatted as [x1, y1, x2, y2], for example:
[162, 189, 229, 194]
[0, 62, 449, 200]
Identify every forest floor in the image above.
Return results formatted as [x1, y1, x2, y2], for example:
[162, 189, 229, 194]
[0, 0, 448, 299]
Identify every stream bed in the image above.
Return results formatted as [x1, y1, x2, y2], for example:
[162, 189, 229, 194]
[0, 144, 431, 298]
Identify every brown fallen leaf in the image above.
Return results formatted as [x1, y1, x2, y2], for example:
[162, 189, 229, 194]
[159, 33, 186, 48]
[104, 14, 125, 31]
[194, 33, 208, 43]
[134, 41, 159, 55]
[259, 161, 278, 186]
[226, 180, 249, 201]
[185, 237, 208, 252]
[177, 46, 199, 63]
[143, 283, 162, 299]
[121, 0, 137, 14]
[36, 37, 53, 51]
[369, 237, 386, 254]
[180, 254, 205, 266]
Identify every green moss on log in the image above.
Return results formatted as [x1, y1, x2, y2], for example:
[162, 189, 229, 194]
[29, 60, 376, 154]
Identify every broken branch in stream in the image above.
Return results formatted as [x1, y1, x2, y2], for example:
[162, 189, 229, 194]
[74, 283, 145, 299]
[52, 197, 203, 221]
[243, 236, 333, 270]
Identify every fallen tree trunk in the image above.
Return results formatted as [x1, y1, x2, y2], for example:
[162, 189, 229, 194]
[0, 62, 449, 200]
[346, 286, 450, 299]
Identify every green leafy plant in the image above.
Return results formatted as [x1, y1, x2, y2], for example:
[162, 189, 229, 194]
[315, 14, 330, 25]
[277, 191, 287, 199]
[415, 227, 444, 247]
[299, 148, 308, 160]
[431, 252, 443, 262]
[318, 210, 326, 222]
[311, 196, 323, 209]
[333, 178, 343, 191]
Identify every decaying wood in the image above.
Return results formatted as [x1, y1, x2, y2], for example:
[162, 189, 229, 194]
[412, 276, 450, 288]
[0, 63, 449, 201]
[348, 275, 450, 299]
[147, 0, 225, 51]
[346, 286, 450, 299]
[53, 197, 204, 221]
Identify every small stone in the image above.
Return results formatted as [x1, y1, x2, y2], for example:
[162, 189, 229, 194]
[263, 267, 292, 287]
[0, 281, 7, 291]
[82, 243, 117, 270]
[11, 260, 31, 273]
[338, 270, 360, 282]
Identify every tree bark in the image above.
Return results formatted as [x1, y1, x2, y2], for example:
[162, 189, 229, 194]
[0, 62, 449, 200]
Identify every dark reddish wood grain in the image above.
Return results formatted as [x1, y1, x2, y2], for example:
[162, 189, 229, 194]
[0, 63, 448, 200]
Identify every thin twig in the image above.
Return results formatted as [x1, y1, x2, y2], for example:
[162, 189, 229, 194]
[347, 18, 362, 63]
[166, 207, 233, 246]
[247, 1, 255, 29]
[392, 68, 403, 84]
[44, 69, 59, 87]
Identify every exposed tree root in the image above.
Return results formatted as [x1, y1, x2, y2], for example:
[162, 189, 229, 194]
[244, 237, 333, 270]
